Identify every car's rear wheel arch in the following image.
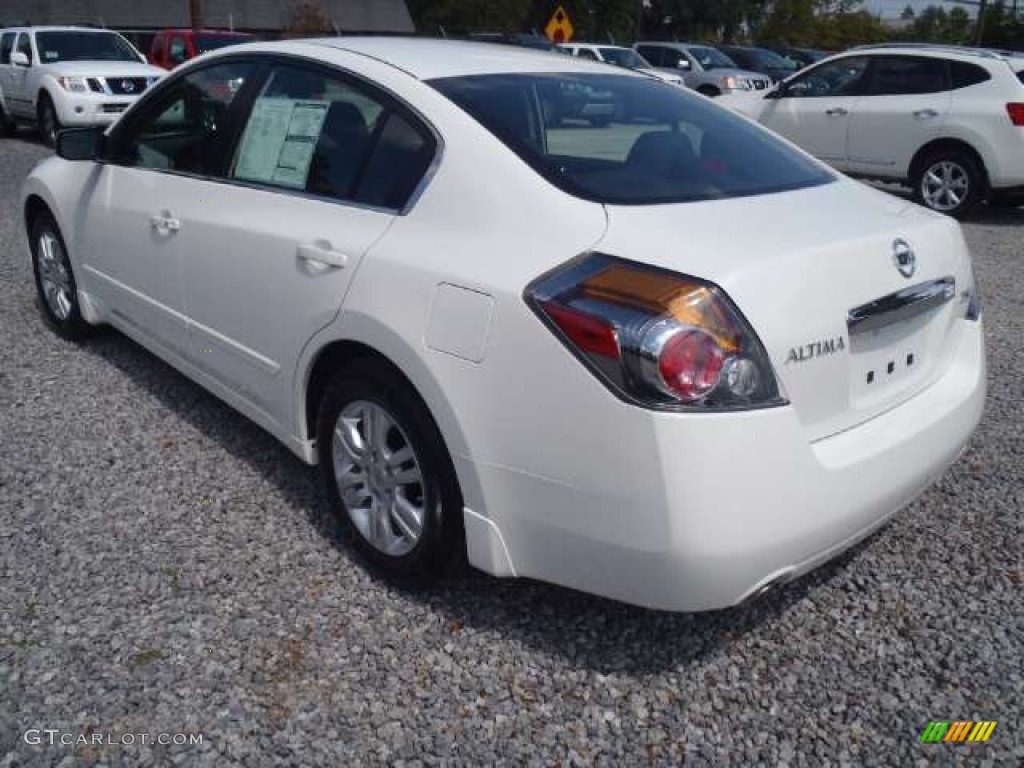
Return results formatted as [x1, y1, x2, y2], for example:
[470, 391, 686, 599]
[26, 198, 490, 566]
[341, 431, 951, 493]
[909, 139, 989, 195]
[304, 341, 460, 480]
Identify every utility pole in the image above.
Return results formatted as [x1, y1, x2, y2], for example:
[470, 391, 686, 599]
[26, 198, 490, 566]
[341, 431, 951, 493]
[975, 0, 987, 45]
[189, 0, 203, 33]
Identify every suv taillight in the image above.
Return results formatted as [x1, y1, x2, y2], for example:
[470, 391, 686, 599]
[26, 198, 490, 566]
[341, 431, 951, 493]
[1007, 103, 1024, 126]
[526, 254, 785, 411]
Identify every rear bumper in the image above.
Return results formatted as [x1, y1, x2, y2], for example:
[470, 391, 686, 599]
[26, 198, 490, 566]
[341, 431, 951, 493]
[467, 318, 985, 611]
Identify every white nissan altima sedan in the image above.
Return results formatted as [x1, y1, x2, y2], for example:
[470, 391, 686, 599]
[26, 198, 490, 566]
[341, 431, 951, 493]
[22, 38, 985, 611]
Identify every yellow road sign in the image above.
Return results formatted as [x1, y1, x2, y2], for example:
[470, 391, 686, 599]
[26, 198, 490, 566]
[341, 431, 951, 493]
[545, 6, 574, 43]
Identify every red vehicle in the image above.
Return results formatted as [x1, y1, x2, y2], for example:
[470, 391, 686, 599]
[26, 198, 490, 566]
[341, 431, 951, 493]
[148, 28, 254, 69]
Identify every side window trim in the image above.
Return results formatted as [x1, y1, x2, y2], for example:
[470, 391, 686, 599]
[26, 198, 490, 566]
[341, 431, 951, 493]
[862, 55, 950, 97]
[105, 53, 442, 215]
[223, 55, 440, 214]
[104, 56, 270, 178]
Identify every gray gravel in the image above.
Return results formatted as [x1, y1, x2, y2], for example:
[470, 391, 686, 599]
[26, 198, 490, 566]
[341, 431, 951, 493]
[1, 133, 1021, 768]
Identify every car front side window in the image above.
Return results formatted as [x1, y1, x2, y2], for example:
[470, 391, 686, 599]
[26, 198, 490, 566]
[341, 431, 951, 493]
[785, 56, 869, 98]
[111, 60, 257, 176]
[15, 33, 32, 63]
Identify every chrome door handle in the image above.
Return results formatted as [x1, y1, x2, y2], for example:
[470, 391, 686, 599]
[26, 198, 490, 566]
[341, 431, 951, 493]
[297, 243, 349, 269]
[913, 108, 939, 119]
[149, 213, 180, 235]
[825, 107, 849, 117]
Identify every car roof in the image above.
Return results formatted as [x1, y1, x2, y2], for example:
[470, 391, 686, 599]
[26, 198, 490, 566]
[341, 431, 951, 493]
[235, 37, 633, 80]
[562, 43, 628, 50]
[158, 28, 252, 36]
[0, 26, 121, 33]
[850, 43, 1023, 63]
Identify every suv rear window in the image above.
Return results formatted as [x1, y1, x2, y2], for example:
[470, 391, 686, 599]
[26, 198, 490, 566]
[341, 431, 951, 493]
[949, 61, 991, 89]
[431, 73, 833, 205]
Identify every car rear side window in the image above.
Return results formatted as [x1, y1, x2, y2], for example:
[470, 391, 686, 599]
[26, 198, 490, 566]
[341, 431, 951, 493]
[636, 46, 666, 67]
[865, 56, 948, 95]
[230, 63, 435, 210]
[0, 33, 14, 65]
[432, 72, 833, 205]
[949, 61, 991, 89]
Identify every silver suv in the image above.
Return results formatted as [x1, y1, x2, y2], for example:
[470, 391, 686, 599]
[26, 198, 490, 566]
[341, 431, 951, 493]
[634, 42, 772, 97]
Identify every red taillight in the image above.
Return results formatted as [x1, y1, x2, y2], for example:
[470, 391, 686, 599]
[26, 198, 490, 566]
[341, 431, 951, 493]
[526, 254, 783, 410]
[539, 300, 620, 358]
[1007, 103, 1024, 126]
[657, 328, 727, 400]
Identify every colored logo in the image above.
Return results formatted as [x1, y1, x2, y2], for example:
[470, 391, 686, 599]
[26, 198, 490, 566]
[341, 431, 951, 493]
[920, 720, 997, 742]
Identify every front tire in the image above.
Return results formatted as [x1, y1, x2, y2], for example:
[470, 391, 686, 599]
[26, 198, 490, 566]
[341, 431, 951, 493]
[912, 148, 984, 219]
[316, 358, 464, 585]
[29, 211, 92, 340]
[37, 95, 60, 148]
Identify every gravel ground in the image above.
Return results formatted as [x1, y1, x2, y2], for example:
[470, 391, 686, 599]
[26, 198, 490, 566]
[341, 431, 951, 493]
[1, 134, 1021, 768]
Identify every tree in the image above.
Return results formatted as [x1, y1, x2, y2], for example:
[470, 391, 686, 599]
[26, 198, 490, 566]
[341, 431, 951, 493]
[900, 4, 915, 20]
[282, 1, 333, 36]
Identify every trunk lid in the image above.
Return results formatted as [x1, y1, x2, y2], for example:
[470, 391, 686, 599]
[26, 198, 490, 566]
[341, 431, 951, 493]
[597, 180, 974, 440]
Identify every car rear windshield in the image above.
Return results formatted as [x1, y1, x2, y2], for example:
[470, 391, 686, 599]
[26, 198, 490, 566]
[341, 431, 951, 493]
[430, 73, 833, 205]
[36, 31, 140, 63]
[194, 34, 253, 53]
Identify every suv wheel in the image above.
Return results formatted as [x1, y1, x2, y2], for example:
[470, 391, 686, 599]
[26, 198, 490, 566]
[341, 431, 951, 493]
[912, 148, 984, 219]
[37, 95, 60, 148]
[0, 103, 15, 137]
[316, 359, 464, 585]
[30, 211, 92, 339]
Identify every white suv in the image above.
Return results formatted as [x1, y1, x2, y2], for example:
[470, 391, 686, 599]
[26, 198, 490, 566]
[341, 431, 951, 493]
[738, 45, 1024, 216]
[0, 26, 164, 146]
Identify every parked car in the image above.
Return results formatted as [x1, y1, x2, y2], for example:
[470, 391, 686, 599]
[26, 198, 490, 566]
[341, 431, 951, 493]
[23, 38, 984, 611]
[633, 41, 771, 96]
[737, 45, 1024, 216]
[467, 32, 560, 52]
[716, 44, 800, 82]
[0, 26, 163, 145]
[148, 28, 254, 70]
[559, 43, 686, 87]
[761, 44, 833, 69]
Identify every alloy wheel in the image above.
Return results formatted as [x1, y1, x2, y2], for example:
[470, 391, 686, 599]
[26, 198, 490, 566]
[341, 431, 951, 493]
[332, 400, 426, 557]
[921, 160, 969, 212]
[36, 230, 74, 321]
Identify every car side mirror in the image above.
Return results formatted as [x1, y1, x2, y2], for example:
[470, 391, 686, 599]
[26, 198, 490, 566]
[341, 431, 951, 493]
[56, 126, 105, 162]
[675, 58, 691, 71]
[765, 84, 785, 100]
[10, 51, 29, 67]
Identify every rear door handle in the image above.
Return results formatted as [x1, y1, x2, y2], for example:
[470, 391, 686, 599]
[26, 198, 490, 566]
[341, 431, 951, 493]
[149, 212, 180, 235]
[913, 108, 939, 119]
[297, 242, 349, 269]
[825, 107, 849, 117]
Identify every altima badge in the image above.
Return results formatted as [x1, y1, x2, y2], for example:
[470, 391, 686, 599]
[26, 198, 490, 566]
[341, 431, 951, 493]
[893, 239, 916, 278]
[785, 337, 846, 364]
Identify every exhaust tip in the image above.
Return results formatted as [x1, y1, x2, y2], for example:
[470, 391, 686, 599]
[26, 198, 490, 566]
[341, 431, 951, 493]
[742, 568, 796, 605]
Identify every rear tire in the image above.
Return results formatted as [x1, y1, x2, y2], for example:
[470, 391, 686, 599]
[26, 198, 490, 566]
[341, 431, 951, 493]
[316, 358, 464, 585]
[911, 148, 984, 219]
[29, 211, 92, 340]
[37, 94, 60, 148]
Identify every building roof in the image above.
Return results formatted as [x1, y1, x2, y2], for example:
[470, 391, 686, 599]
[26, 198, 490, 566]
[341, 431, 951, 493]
[0, 0, 414, 33]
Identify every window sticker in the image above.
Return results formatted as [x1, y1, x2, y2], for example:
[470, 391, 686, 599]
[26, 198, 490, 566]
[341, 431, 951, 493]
[43, 51, 59, 61]
[233, 98, 329, 189]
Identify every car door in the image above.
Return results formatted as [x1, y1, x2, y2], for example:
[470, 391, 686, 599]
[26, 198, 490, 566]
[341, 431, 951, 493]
[8, 32, 34, 117]
[76, 59, 260, 359]
[845, 55, 951, 178]
[176, 59, 436, 424]
[759, 55, 870, 169]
